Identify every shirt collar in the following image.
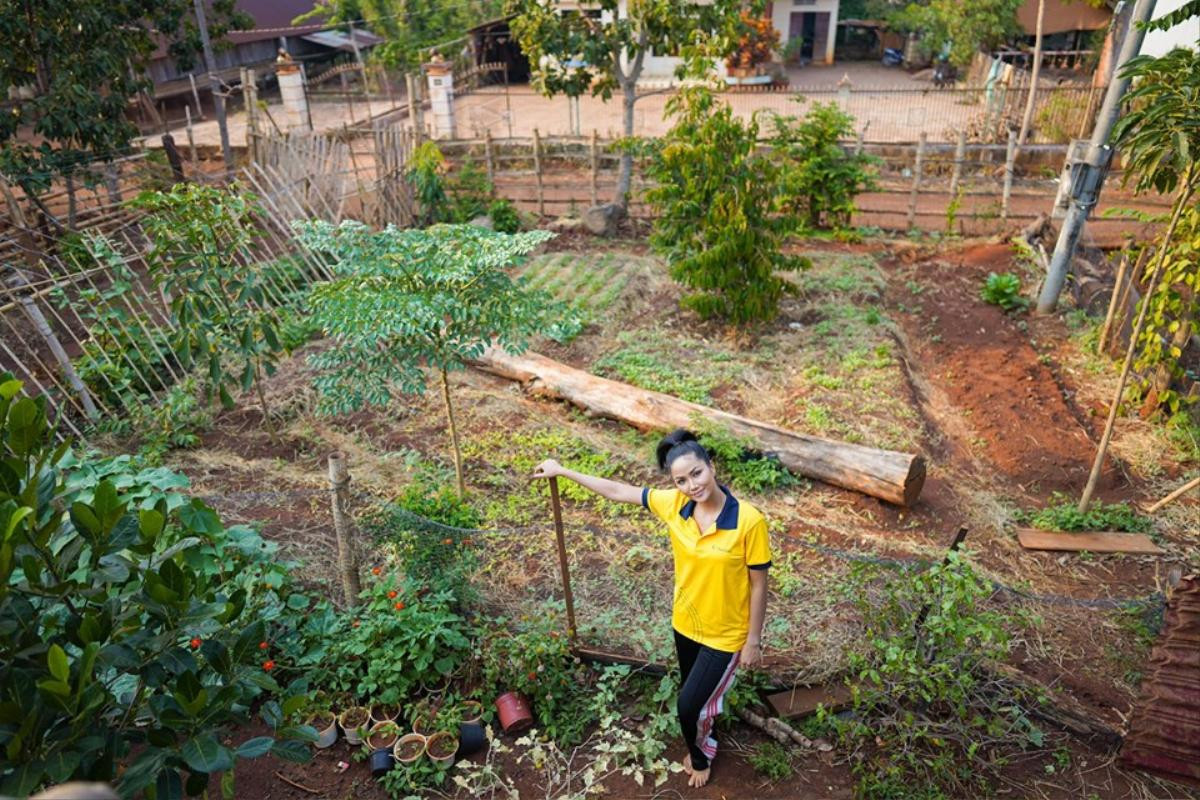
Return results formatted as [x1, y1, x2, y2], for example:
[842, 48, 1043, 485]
[679, 485, 740, 530]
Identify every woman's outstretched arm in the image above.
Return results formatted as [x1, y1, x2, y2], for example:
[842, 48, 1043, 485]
[532, 459, 644, 505]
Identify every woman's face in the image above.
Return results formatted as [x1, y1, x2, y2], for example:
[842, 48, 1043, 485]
[669, 452, 718, 504]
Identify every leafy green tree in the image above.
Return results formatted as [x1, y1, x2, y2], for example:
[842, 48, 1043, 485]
[0, 0, 248, 213]
[129, 184, 289, 440]
[0, 375, 318, 797]
[1109, 47, 1200, 414]
[771, 101, 878, 230]
[297, 0, 501, 70]
[888, 0, 1022, 68]
[506, 0, 743, 212]
[293, 221, 575, 495]
[643, 87, 807, 325]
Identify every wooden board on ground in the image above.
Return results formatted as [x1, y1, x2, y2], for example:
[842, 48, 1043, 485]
[1016, 528, 1165, 555]
[470, 346, 926, 506]
[765, 684, 852, 719]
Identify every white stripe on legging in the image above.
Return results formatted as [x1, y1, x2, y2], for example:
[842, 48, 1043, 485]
[696, 652, 740, 759]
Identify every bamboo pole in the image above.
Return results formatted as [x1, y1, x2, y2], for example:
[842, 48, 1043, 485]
[906, 132, 926, 230]
[1146, 475, 1200, 514]
[950, 129, 967, 200]
[1079, 176, 1196, 512]
[1002, 128, 1017, 221]
[484, 129, 494, 186]
[1109, 247, 1151, 355]
[1097, 253, 1130, 353]
[548, 477, 578, 642]
[327, 452, 361, 608]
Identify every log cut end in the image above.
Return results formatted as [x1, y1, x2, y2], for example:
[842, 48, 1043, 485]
[903, 455, 927, 508]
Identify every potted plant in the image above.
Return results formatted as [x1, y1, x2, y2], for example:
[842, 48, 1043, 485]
[307, 709, 339, 749]
[394, 732, 426, 765]
[412, 709, 438, 738]
[369, 703, 401, 726]
[366, 721, 400, 776]
[457, 721, 487, 758]
[339, 705, 370, 745]
[425, 731, 458, 765]
[367, 721, 401, 751]
[725, 12, 780, 80]
[458, 699, 483, 725]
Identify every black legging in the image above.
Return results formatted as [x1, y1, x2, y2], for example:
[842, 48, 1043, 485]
[674, 629, 740, 772]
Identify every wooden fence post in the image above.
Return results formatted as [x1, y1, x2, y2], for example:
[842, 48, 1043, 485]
[907, 132, 926, 230]
[327, 452, 362, 608]
[589, 129, 599, 208]
[484, 129, 494, 186]
[533, 128, 545, 217]
[1097, 253, 1130, 353]
[950, 129, 966, 199]
[406, 72, 423, 141]
[1001, 128, 1017, 221]
[162, 134, 186, 184]
[548, 477, 577, 641]
[184, 106, 197, 164]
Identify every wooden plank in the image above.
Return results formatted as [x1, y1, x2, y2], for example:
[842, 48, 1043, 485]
[765, 684, 852, 719]
[1016, 528, 1165, 555]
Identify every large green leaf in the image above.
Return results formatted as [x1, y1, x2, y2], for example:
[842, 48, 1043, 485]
[235, 736, 274, 758]
[181, 733, 234, 774]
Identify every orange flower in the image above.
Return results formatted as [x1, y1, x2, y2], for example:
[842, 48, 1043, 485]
[387, 590, 398, 599]
[258, 641, 269, 650]
[190, 637, 202, 650]
[352, 620, 361, 628]
[372, 567, 382, 576]
[262, 660, 275, 672]
[394, 601, 406, 611]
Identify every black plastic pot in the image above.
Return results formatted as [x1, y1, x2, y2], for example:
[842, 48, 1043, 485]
[369, 747, 395, 777]
[457, 722, 486, 758]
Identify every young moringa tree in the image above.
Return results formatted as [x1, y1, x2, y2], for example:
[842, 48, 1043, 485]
[293, 222, 576, 495]
[506, 0, 743, 213]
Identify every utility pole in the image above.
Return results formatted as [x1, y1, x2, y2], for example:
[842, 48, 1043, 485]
[1036, 0, 1156, 313]
[193, 0, 234, 171]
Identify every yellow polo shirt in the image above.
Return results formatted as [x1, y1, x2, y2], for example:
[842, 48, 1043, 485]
[642, 485, 771, 653]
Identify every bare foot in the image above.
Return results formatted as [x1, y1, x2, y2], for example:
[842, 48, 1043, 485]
[688, 765, 712, 788]
[679, 755, 694, 775]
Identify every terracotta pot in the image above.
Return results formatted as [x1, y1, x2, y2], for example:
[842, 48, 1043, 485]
[495, 692, 533, 735]
[369, 703, 400, 727]
[366, 721, 400, 751]
[425, 731, 458, 764]
[394, 732, 426, 765]
[339, 706, 370, 745]
[308, 711, 338, 749]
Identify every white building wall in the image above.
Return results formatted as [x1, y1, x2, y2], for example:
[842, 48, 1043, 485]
[770, 0, 840, 66]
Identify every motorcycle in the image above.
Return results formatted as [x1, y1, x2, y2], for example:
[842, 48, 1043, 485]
[932, 57, 957, 88]
[882, 47, 904, 67]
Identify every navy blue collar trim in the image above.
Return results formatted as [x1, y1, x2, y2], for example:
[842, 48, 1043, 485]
[679, 485, 739, 529]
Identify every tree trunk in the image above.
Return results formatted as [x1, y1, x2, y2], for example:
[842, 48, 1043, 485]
[470, 346, 926, 506]
[613, 79, 638, 210]
[440, 367, 466, 496]
[253, 362, 279, 444]
[1017, 0, 1046, 152]
[327, 452, 361, 607]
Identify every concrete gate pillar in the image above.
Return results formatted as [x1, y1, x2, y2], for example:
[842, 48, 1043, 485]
[425, 55, 456, 139]
[276, 52, 308, 131]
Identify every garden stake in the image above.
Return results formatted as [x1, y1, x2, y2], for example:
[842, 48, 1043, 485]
[548, 477, 577, 642]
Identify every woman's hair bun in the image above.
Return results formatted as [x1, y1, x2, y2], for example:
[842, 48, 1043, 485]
[656, 428, 708, 472]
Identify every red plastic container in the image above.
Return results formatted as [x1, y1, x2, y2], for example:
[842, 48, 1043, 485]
[495, 691, 533, 734]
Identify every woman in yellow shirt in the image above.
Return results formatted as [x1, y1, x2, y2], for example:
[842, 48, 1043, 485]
[533, 429, 771, 788]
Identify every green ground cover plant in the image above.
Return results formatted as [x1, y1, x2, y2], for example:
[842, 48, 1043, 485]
[824, 551, 1044, 799]
[980, 272, 1029, 312]
[1018, 493, 1152, 533]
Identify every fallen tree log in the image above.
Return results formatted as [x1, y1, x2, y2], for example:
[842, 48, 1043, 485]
[470, 346, 926, 506]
